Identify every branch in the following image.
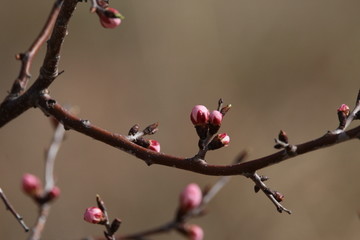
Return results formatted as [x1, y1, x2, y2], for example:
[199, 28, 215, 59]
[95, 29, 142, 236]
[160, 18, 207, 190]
[7, 0, 64, 98]
[27, 122, 65, 240]
[0, 0, 78, 127]
[36, 94, 360, 176]
[0, 188, 29, 232]
[246, 173, 291, 214]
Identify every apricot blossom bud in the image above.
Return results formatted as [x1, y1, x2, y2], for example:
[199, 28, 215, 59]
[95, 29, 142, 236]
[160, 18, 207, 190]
[190, 105, 210, 126]
[84, 207, 105, 224]
[209, 110, 223, 134]
[273, 191, 285, 202]
[337, 104, 350, 116]
[186, 224, 204, 240]
[148, 140, 160, 152]
[22, 174, 41, 197]
[337, 104, 350, 129]
[209, 110, 222, 125]
[48, 186, 61, 201]
[96, 8, 123, 29]
[208, 133, 230, 150]
[179, 183, 202, 212]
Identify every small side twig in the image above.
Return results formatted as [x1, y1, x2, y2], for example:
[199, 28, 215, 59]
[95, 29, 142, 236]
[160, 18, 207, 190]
[8, 0, 64, 98]
[117, 154, 246, 240]
[0, 188, 29, 232]
[44, 122, 66, 192]
[246, 172, 291, 214]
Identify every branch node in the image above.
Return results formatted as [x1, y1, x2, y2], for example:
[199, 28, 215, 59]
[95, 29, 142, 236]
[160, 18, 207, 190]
[80, 119, 91, 128]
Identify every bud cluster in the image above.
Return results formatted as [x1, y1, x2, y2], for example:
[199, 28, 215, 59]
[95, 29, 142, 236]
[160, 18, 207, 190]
[190, 102, 231, 150]
[175, 183, 204, 239]
[128, 123, 161, 153]
[21, 173, 60, 203]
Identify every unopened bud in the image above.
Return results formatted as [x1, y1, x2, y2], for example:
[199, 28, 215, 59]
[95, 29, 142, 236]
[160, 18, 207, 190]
[273, 191, 285, 202]
[47, 186, 61, 201]
[337, 104, 350, 116]
[148, 140, 160, 152]
[220, 104, 231, 116]
[208, 133, 230, 150]
[179, 183, 202, 212]
[96, 8, 123, 29]
[209, 110, 223, 134]
[22, 174, 42, 197]
[185, 224, 204, 240]
[278, 130, 288, 143]
[190, 105, 210, 126]
[337, 104, 350, 129]
[84, 207, 105, 224]
[128, 124, 140, 136]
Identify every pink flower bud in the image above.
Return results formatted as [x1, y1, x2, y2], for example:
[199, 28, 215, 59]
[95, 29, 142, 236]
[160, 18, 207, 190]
[84, 207, 105, 224]
[186, 224, 204, 240]
[190, 105, 210, 126]
[179, 183, 202, 212]
[209, 110, 222, 126]
[48, 186, 61, 201]
[337, 104, 350, 116]
[218, 133, 230, 146]
[208, 133, 230, 150]
[22, 174, 41, 197]
[209, 110, 223, 134]
[96, 8, 122, 29]
[148, 140, 160, 152]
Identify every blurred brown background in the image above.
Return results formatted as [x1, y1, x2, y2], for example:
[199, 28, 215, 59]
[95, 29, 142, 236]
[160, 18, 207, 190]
[1, 0, 360, 239]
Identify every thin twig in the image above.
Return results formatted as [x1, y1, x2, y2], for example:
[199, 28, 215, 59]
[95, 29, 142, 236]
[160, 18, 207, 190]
[0, 0, 78, 127]
[27, 122, 66, 240]
[8, 0, 64, 98]
[0, 188, 29, 232]
[44, 123, 66, 192]
[119, 221, 177, 240]
[27, 204, 51, 240]
[246, 173, 291, 214]
[344, 90, 360, 130]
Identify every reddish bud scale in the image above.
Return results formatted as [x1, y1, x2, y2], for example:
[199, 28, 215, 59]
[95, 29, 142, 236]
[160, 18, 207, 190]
[179, 183, 202, 212]
[48, 186, 61, 200]
[273, 191, 285, 202]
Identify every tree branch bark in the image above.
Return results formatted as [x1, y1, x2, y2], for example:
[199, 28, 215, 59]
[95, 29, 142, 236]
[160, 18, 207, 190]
[36, 94, 360, 176]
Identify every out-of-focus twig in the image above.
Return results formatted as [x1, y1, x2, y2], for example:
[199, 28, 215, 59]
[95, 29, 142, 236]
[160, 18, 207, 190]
[0, 188, 29, 232]
[27, 122, 66, 240]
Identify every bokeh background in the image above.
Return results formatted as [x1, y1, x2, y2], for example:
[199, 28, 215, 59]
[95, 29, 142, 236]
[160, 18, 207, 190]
[1, 0, 360, 239]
